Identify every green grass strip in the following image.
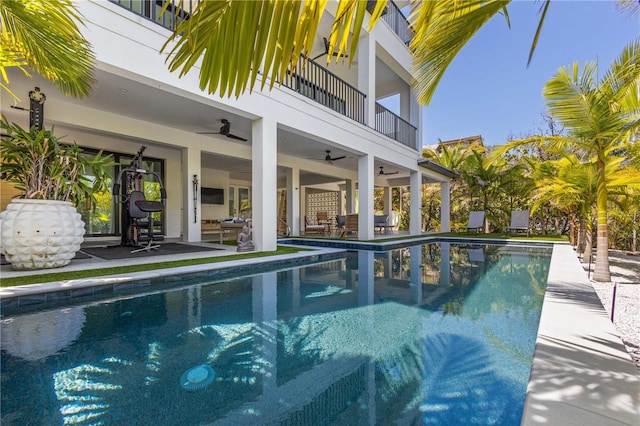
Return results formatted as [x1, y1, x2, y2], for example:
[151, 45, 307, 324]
[1, 246, 304, 287]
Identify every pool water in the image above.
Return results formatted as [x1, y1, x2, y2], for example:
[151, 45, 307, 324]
[1, 243, 551, 425]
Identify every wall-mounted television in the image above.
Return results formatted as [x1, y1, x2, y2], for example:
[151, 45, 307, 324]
[201, 187, 224, 205]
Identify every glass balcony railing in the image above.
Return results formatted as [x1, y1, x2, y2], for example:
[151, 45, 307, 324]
[374, 102, 418, 150]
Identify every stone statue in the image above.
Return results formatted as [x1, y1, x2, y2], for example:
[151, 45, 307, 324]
[237, 225, 254, 252]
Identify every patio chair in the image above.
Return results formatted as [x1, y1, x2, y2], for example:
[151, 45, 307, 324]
[506, 210, 530, 237]
[374, 214, 389, 233]
[335, 215, 346, 234]
[304, 215, 326, 235]
[340, 214, 358, 238]
[459, 211, 485, 233]
[316, 211, 331, 233]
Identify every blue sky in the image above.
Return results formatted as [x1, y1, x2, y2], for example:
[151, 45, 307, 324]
[419, 0, 639, 147]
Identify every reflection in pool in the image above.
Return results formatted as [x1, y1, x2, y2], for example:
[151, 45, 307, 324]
[1, 243, 551, 425]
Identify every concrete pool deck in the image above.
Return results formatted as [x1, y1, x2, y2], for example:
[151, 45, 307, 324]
[1, 240, 638, 425]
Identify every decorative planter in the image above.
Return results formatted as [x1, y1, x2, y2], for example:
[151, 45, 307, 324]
[0, 199, 85, 270]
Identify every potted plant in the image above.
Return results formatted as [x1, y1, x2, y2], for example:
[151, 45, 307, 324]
[0, 117, 113, 270]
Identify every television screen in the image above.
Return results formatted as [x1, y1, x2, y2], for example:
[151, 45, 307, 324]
[201, 187, 224, 205]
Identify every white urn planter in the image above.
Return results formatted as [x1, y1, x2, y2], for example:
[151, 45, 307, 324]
[0, 199, 85, 270]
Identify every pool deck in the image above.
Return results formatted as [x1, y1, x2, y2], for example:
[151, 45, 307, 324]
[1, 238, 638, 425]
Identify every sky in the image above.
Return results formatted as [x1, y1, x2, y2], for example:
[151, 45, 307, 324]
[419, 0, 639, 147]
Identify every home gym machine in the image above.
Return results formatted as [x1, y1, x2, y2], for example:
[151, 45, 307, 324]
[113, 146, 167, 253]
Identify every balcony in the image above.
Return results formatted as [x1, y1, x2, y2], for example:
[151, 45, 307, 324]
[281, 58, 366, 125]
[368, 0, 413, 45]
[374, 102, 418, 150]
[110, 0, 195, 31]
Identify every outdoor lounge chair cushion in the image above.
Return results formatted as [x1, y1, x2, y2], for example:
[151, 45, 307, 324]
[507, 210, 530, 236]
[460, 211, 484, 233]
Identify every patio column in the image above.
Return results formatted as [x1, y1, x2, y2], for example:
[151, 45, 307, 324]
[345, 179, 356, 214]
[383, 187, 392, 215]
[182, 146, 201, 242]
[252, 116, 278, 251]
[409, 170, 422, 235]
[440, 180, 451, 232]
[357, 32, 375, 128]
[285, 167, 300, 236]
[358, 154, 375, 240]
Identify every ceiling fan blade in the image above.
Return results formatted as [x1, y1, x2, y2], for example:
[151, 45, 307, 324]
[331, 155, 346, 161]
[197, 131, 222, 135]
[226, 133, 248, 141]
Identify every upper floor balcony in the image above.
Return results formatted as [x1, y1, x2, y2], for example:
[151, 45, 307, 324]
[368, 0, 413, 45]
[108, 0, 417, 150]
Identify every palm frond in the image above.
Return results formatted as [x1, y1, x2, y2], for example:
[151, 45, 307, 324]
[410, 0, 510, 105]
[0, 0, 95, 99]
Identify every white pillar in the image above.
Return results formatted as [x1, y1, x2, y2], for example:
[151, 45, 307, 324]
[252, 116, 278, 251]
[358, 154, 375, 240]
[440, 180, 451, 232]
[357, 33, 376, 128]
[383, 187, 392, 215]
[286, 167, 300, 236]
[345, 179, 356, 214]
[300, 186, 307, 233]
[409, 171, 422, 235]
[182, 146, 201, 242]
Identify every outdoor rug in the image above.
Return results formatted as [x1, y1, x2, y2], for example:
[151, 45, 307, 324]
[80, 243, 223, 261]
[1, 251, 91, 266]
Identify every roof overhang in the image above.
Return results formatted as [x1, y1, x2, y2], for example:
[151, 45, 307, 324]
[417, 159, 460, 179]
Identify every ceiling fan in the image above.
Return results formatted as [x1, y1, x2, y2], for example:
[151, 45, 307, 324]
[324, 150, 346, 164]
[311, 37, 349, 61]
[197, 119, 247, 141]
[379, 166, 399, 176]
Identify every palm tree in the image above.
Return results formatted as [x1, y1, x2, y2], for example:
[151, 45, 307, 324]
[496, 38, 640, 281]
[0, 0, 95, 100]
[530, 153, 598, 258]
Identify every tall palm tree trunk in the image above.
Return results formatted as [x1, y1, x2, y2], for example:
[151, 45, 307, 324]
[593, 159, 611, 282]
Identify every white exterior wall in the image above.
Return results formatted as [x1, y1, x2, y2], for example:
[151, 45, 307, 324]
[0, 1, 455, 247]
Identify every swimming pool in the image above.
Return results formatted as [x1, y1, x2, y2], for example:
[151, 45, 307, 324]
[1, 242, 551, 425]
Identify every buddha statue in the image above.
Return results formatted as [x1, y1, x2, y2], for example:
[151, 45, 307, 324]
[237, 225, 254, 252]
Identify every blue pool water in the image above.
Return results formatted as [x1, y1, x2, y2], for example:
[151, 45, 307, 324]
[1, 242, 551, 425]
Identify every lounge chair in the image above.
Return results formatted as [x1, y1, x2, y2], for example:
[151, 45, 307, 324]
[460, 211, 484, 233]
[304, 215, 326, 235]
[506, 210, 530, 236]
[374, 214, 390, 233]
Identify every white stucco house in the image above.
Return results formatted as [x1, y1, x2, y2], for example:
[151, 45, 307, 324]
[1, 0, 456, 251]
